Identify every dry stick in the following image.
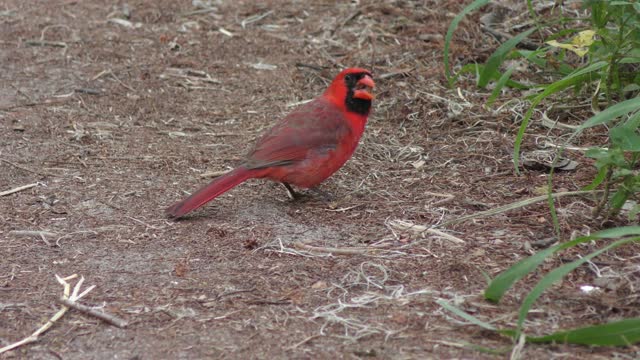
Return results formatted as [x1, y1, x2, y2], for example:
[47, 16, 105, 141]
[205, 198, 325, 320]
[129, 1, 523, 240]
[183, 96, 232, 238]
[424, 228, 465, 244]
[0, 183, 37, 196]
[292, 242, 387, 255]
[180, 7, 217, 17]
[8, 230, 57, 238]
[437, 190, 600, 228]
[58, 298, 127, 328]
[1, 158, 55, 176]
[9, 230, 56, 246]
[0, 98, 70, 112]
[216, 287, 256, 300]
[24, 39, 67, 48]
[388, 220, 466, 244]
[200, 169, 230, 178]
[0, 274, 94, 354]
[286, 335, 321, 351]
[108, 70, 135, 92]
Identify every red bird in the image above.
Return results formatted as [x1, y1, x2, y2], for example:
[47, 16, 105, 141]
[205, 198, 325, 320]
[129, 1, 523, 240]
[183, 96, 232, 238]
[166, 67, 375, 218]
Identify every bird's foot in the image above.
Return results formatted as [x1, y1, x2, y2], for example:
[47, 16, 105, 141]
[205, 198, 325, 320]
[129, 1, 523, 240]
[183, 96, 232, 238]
[308, 187, 335, 204]
[281, 182, 300, 200]
[281, 183, 337, 208]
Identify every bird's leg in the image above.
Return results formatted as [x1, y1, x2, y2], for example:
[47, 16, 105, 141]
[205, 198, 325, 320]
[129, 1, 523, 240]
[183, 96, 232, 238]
[281, 182, 300, 200]
[308, 187, 335, 203]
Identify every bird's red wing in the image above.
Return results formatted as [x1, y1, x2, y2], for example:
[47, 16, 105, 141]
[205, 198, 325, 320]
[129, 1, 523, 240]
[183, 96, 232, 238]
[245, 98, 351, 169]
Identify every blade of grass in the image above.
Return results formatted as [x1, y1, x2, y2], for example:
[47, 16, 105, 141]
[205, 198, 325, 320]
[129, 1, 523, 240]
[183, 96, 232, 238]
[486, 67, 515, 107]
[444, 0, 491, 86]
[436, 299, 496, 331]
[478, 28, 536, 88]
[527, 318, 640, 346]
[580, 97, 640, 129]
[513, 61, 608, 172]
[485, 226, 640, 302]
[516, 237, 640, 335]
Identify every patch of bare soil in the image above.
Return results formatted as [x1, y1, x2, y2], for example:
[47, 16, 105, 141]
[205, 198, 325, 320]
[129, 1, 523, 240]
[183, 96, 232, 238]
[1, 1, 638, 359]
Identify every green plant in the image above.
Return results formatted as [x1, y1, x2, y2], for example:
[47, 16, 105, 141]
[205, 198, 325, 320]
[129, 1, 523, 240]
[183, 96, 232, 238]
[444, 0, 640, 181]
[439, 227, 640, 347]
[440, 0, 640, 352]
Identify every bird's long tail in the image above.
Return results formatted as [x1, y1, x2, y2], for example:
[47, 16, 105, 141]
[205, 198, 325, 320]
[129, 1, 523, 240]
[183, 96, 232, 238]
[166, 167, 258, 218]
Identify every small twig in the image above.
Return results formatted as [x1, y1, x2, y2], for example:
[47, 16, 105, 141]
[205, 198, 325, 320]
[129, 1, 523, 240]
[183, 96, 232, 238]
[378, 67, 413, 80]
[0, 274, 94, 354]
[388, 220, 466, 244]
[24, 40, 67, 48]
[425, 192, 456, 207]
[324, 204, 364, 212]
[108, 70, 135, 92]
[9, 230, 56, 246]
[541, 141, 596, 152]
[295, 63, 327, 71]
[241, 10, 273, 28]
[180, 7, 217, 17]
[438, 190, 601, 228]
[58, 298, 127, 328]
[332, 10, 362, 35]
[286, 335, 321, 351]
[126, 215, 161, 230]
[424, 228, 465, 244]
[0, 183, 38, 196]
[0, 98, 70, 112]
[292, 242, 387, 255]
[74, 88, 102, 96]
[8, 230, 57, 238]
[216, 287, 257, 300]
[1, 158, 54, 176]
[200, 169, 230, 178]
[10, 83, 33, 101]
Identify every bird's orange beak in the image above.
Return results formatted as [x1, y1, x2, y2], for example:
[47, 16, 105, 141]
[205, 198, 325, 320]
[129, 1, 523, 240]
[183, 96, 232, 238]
[353, 75, 375, 101]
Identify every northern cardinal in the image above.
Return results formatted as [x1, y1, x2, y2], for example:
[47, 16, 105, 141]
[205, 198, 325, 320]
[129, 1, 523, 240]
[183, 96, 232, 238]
[166, 67, 375, 218]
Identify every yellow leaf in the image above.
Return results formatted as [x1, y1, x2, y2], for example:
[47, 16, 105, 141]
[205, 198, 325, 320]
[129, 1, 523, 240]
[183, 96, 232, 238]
[546, 30, 595, 57]
[572, 30, 596, 47]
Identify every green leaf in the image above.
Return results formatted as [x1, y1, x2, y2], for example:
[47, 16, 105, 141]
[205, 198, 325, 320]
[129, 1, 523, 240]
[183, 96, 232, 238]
[516, 237, 639, 333]
[591, 226, 640, 238]
[436, 299, 496, 331]
[444, 0, 491, 86]
[585, 147, 610, 159]
[610, 126, 640, 151]
[514, 49, 546, 68]
[478, 28, 537, 88]
[590, 0, 608, 28]
[580, 97, 640, 129]
[528, 318, 640, 346]
[587, 147, 627, 169]
[582, 164, 608, 190]
[485, 226, 640, 303]
[610, 188, 630, 209]
[486, 67, 515, 107]
[485, 241, 564, 303]
[629, 203, 640, 221]
[450, 63, 483, 84]
[623, 110, 640, 130]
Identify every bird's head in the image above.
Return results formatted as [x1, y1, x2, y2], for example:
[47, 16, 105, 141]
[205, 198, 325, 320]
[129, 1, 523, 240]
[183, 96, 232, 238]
[324, 67, 375, 115]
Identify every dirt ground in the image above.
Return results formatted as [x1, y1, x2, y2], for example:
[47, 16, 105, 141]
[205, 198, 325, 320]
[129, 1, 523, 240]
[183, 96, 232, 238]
[1, 0, 639, 359]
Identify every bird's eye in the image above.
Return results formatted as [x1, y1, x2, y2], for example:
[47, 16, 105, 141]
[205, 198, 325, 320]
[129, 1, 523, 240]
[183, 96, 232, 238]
[345, 74, 353, 82]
